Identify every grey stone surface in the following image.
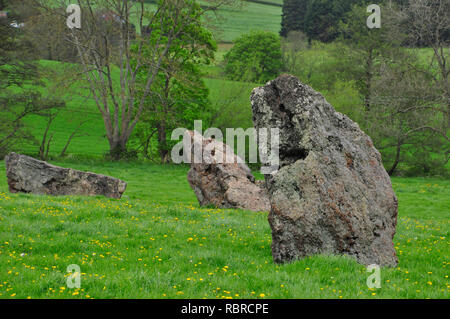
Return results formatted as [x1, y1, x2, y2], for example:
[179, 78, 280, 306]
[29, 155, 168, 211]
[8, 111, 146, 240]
[5, 152, 126, 199]
[251, 74, 398, 266]
[185, 131, 270, 212]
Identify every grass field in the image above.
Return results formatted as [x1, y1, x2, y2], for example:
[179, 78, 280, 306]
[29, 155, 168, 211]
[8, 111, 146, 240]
[0, 160, 448, 299]
[119, 0, 282, 43]
[43, 0, 281, 43]
[2, 0, 448, 300]
[207, 1, 281, 43]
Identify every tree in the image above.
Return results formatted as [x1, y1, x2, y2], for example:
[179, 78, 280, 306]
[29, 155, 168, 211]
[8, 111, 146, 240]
[25, 5, 79, 62]
[336, 3, 398, 111]
[280, 0, 308, 37]
[334, 2, 449, 175]
[368, 55, 448, 175]
[290, 0, 370, 42]
[395, 0, 449, 136]
[281, 30, 308, 75]
[224, 31, 283, 83]
[0, 0, 64, 158]
[36, 0, 233, 160]
[133, 1, 216, 162]
[376, 0, 450, 175]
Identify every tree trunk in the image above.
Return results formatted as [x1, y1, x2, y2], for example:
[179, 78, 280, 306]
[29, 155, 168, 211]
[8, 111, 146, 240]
[44, 133, 53, 161]
[364, 49, 374, 111]
[157, 123, 169, 164]
[60, 121, 86, 157]
[39, 115, 55, 160]
[143, 135, 151, 160]
[109, 138, 128, 160]
[47, 42, 53, 61]
[388, 139, 402, 176]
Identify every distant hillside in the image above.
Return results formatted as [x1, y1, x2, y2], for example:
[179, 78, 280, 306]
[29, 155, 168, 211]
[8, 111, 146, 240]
[45, 0, 281, 43]
[137, 1, 282, 43]
[205, 1, 282, 42]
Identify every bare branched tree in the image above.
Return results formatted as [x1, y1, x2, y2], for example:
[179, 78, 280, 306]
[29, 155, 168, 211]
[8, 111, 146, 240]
[364, 0, 450, 175]
[393, 0, 449, 134]
[35, 0, 234, 159]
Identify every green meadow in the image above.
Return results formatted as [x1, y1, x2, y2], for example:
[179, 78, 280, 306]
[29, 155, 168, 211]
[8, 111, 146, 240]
[1, 0, 448, 300]
[207, 1, 281, 43]
[0, 161, 448, 299]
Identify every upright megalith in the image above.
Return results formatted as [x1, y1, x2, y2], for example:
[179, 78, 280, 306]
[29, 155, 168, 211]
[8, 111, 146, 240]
[185, 130, 270, 212]
[251, 74, 398, 266]
[5, 152, 127, 199]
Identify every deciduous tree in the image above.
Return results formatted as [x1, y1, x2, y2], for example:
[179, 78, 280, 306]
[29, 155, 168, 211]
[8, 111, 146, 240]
[36, 0, 233, 159]
[224, 31, 282, 83]
[133, 1, 216, 162]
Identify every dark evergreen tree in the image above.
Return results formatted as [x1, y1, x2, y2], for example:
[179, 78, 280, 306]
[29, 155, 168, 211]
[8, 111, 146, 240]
[281, 0, 372, 42]
[280, 0, 308, 37]
[304, 0, 367, 42]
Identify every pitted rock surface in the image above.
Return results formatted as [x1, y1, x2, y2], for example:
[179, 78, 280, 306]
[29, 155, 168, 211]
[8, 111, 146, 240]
[251, 74, 398, 266]
[5, 152, 126, 199]
[185, 131, 270, 212]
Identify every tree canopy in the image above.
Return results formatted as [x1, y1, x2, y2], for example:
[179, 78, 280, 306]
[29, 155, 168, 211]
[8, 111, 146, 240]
[280, 0, 368, 42]
[224, 31, 283, 83]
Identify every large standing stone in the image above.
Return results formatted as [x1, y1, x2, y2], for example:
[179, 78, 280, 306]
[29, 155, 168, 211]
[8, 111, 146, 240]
[185, 131, 270, 212]
[251, 74, 398, 266]
[5, 152, 127, 199]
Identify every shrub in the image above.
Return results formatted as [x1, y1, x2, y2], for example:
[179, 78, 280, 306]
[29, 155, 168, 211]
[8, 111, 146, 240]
[224, 31, 283, 83]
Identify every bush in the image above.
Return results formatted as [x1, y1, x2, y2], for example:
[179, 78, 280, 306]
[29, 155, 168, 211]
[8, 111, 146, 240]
[224, 31, 283, 83]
